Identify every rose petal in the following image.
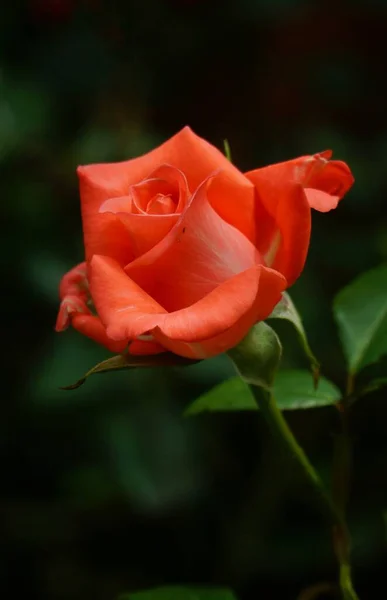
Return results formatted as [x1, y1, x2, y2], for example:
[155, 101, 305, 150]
[100, 194, 179, 254]
[146, 194, 175, 215]
[89, 255, 167, 341]
[151, 264, 286, 359]
[72, 313, 128, 353]
[98, 166, 190, 257]
[89, 255, 285, 351]
[56, 262, 90, 331]
[128, 339, 166, 355]
[77, 169, 135, 266]
[113, 212, 180, 257]
[78, 127, 256, 264]
[56, 261, 127, 353]
[304, 157, 354, 212]
[245, 151, 354, 285]
[153, 128, 256, 241]
[252, 179, 311, 286]
[59, 261, 88, 300]
[246, 151, 354, 212]
[132, 164, 190, 214]
[304, 188, 340, 212]
[56, 294, 89, 331]
[124, 172, 261, 310]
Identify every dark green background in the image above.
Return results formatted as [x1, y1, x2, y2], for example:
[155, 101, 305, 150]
[2, 1, 387, 598]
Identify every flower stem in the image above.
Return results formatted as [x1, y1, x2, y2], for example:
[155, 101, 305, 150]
[228, 323, 359, 599]
[247, 384, 343, 528]
[331, 376, 359, 600]
[247, 384, 359, 600]
[339, 562, 359, 600]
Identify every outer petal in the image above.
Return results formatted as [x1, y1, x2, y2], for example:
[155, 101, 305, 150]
[152, 264, 286, 359]
[245, 152, 354, 285]
[304, 156, 354, 212]
[56, 294, 89, 331]
[128, 339, 166, 355]
[125, 172, 261, 310]
[59, 261, 88, 300]
[56, 262, 90, 331]
[56, 293, 127, 353]
[77, 171, 135, 266]
[235, 175, 311, 287]
[78, 127, 257, 263]
[71, 314, 128, 353]
[246, 151, 354, 212]
[89, 255, 286, 356]
[56, 261, 127, 353]
[89, 255, 167, 341]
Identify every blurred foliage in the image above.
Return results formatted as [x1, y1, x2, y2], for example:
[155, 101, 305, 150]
[2, 1, 387, 599]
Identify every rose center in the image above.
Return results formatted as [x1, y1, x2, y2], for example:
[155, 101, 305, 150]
[131, 177, 179, 215]
[146, 193, 175, 215]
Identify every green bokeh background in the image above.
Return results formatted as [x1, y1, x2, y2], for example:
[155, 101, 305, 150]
[2, 1, 387, 598]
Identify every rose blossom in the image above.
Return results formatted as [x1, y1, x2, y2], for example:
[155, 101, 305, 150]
[56, 127, 353, 359]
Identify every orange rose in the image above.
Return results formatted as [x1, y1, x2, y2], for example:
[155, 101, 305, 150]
[56, 127, 353, 359]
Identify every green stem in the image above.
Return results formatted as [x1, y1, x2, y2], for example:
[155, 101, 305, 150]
[228, 323, 359, 599]
[247, 384, 344, 529]
[247, 384, 359, 600]
[339, 562, 359, 600]
[331, 376, 359, 600]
